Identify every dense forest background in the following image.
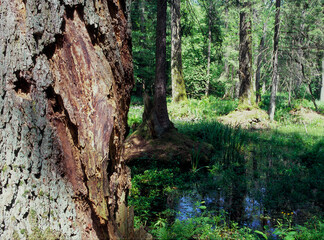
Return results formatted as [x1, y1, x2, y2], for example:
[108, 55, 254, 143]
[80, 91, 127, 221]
[131, 0, 324, 107]
[126, 0, 324, 239]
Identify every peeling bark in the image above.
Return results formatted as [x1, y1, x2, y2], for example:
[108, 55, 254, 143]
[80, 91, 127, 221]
[0, 0, 133, 239]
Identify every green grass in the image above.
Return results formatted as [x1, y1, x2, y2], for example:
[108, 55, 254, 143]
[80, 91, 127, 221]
[168, 96, 238, 121]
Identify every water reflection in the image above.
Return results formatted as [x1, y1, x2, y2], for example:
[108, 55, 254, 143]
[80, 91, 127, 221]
[175, 189, 274, 231]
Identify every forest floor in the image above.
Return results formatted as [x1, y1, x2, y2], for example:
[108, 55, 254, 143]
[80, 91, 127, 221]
[126, 95, 324, 240]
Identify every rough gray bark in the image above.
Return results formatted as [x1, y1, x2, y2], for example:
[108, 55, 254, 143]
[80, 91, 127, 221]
[239, 0, 254, 106]
[171, 0, 187, 102]
[0, 1, 133, 239]
[269, 0, 281, 121]
[321, 59, 324, 102]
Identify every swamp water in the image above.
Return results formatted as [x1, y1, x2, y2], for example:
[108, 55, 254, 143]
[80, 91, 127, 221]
[171, 174, 321, 233]
[175, 188, 274, 231]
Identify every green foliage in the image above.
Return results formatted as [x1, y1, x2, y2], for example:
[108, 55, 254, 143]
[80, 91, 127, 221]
[274, 217, 324, 240]
[129, 168, 182, 224]
[151, 213, 262, 240]
[127, 105, 143, 128]
[130, 0, 157, 93]
[181, 1, 223, 98]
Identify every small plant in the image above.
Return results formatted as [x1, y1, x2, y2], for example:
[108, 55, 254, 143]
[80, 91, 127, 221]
[274, 216, 324, 240]
[190, 147, 206, 174]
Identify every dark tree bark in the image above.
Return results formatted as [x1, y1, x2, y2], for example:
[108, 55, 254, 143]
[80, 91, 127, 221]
[153, 0, 173, 136]
[269, 0, 281, 121]
[0, 1, 133, 239]
[171, 0, 187, 102]
[239, 0, 254, 106]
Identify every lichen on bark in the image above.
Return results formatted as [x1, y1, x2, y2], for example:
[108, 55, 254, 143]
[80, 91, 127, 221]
[0, 0, 133, 239]
[171, 0, 187, 103]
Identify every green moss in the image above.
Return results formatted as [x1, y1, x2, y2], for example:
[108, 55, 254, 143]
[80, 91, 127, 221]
[2, 164, 8, 172]
[29, 227, 62, 240]
[27, 208, 63, 240]
[38, 190, 44, 197]
[23, 190, 30, 198]
[237, 102, 255, 111]
[12, 230, 20, 240]
[30, 209, 37, 219]
[172, 68, 187, 103]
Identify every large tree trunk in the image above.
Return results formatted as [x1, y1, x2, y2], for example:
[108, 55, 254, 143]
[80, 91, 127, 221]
[153, 0, 173, 136]
[269, 0, 281, 121]
[171, 0, 187, 102]
[239, 0, 254, 106]
[0, 1, 133, 239]
[321, 59, 324, 102]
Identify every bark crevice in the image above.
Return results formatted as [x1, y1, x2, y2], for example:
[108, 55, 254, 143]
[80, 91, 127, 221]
[45, 86, 79, 147]
[13, 71, 32, 96]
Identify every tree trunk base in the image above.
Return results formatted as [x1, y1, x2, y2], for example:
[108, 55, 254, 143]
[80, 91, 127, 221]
[123, 126, 214, 169]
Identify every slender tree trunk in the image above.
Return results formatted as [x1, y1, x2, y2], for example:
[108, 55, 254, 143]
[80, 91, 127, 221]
[205, 4, 212, 96]
[231, 65, 235, 98]
[321, 59, 324, 102]
[126, 0, 133, 37]
[154, 0, 173, 136]
[135, 0, 147, 96]
[256, 23, 267, 104]
[235, 69, 241, 99]
[171, 0, 187, 102]
[269, 0, 281, 121]
[288, 77, 293, 106]
[0, 1, 133, 239]
[223, 1, 233, 98]
[239, 1, 254, 106]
